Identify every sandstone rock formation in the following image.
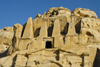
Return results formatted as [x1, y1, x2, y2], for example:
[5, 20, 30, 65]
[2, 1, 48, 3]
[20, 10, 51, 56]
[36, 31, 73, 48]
[0, 7, 100, 67]
[71, 8, 97, 18]
[0, 27, 14, 53]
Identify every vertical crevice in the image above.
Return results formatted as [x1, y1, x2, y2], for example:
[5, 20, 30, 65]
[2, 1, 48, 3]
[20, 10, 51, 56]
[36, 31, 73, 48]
[11, 55, 17, 67]
[93, 48, 100, 67]
[80, 53, 84, 67]
[34, 27, 41, 37]
[25, 54, 28, 67]
[54, 50, 59, 61]
[48, 21, 54, 37]
[75, 20, 81, 34]
[61, 22, 69, 35]
[63, 36, 65, 44]
[21, 23, 26, 37]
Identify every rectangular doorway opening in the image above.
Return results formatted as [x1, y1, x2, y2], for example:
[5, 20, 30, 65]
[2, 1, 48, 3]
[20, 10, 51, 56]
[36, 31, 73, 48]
[45, 41, 52, 48]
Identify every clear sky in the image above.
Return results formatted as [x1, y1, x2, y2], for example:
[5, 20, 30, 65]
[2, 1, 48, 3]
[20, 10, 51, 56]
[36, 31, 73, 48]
[0, 0, 100, 29]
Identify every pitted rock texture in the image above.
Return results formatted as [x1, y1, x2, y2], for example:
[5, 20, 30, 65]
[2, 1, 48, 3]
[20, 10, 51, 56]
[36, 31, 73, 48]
[72, 8, 97, 18]
[0, 7, 100, 67]
[0, 27, 14, 53]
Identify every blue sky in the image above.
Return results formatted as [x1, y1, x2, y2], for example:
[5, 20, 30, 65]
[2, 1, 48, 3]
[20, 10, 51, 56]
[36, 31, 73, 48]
[0, 0, 100, 29]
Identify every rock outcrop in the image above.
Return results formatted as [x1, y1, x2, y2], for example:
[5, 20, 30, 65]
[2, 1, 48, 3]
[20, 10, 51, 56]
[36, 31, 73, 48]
[72, 8, 97, 18]
[0, 27, 14, 53]
[0, 7, 100, 67]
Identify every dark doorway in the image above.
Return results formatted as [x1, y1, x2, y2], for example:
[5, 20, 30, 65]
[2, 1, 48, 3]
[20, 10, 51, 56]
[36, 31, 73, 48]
[46, 41, 52, 48]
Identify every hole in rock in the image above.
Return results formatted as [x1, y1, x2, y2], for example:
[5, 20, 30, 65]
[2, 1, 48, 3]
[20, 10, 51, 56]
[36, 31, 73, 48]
[45, 41, 52, 48]
[86, 32, 93, 36]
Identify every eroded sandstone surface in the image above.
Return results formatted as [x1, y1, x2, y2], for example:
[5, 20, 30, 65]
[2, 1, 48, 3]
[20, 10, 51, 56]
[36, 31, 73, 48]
[0, 7, 100, 67]
[0, 27, 14, 53]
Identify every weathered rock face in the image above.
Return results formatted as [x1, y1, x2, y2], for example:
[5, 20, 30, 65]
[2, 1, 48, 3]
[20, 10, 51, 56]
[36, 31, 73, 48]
[0, 7, 100, 67]
[0, 27, 14, 53]
[72, 8, 97, 18]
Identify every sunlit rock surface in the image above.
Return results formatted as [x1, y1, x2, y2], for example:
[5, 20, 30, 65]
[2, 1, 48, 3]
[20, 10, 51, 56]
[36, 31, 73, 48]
[0, 7, 100, 67]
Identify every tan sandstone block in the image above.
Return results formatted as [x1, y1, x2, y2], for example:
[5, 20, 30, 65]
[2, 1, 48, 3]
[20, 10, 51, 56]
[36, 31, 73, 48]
[22, 17, 33, 38]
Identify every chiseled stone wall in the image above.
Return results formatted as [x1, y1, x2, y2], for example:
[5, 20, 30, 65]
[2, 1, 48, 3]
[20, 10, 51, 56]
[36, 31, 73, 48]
[0, 7, 100, 67]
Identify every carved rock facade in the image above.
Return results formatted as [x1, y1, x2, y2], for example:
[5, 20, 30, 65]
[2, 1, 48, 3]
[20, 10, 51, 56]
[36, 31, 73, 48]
[0, 7, 100, 67]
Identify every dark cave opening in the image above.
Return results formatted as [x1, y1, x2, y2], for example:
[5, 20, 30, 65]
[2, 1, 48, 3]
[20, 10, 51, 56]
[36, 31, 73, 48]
[45, 41, 52, 48]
